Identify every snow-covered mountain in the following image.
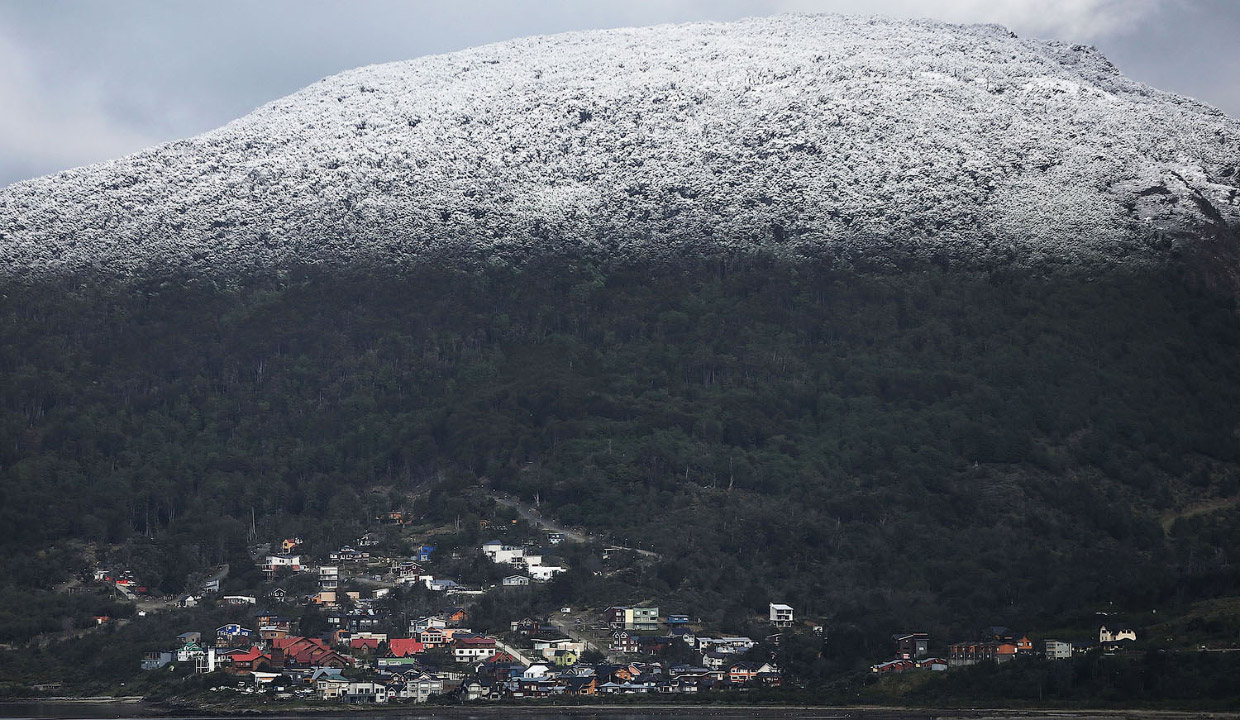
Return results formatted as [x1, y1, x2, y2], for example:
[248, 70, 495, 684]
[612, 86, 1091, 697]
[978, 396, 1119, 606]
[1, 14, 1238, 278]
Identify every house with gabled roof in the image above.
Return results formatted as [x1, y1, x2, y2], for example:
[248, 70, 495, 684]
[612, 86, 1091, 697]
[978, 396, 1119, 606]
[388, 638, 425, 657]
[564, 675, 597, 695]
[453, 636, 497, 662]
[227, 646, 277, 675]
[215, 624, 254, 648]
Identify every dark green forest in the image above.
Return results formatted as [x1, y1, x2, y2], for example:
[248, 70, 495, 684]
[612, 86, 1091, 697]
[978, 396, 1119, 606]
[3, 253, 1240, 647]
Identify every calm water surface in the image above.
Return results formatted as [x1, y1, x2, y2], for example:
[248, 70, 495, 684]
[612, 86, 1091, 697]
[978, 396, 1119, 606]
[0, 707, 1192, 720]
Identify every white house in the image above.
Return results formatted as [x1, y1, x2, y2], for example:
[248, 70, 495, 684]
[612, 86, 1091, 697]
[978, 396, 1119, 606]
[390, 672, 443, 702]
[452, 637, 497, 661]
[1044, 640, 1072, 660]
[769, 603, 794, 627]
[481, 541, 527, 565]
[532, 637, 584, 660]
[530, 565, 565, 581]
[502, 575, 530, 587]
[1099, 625, 1137, 643]
[345, 681, 388, 704]
[264, 554, 302, 575]
[522, 663, 552, 679]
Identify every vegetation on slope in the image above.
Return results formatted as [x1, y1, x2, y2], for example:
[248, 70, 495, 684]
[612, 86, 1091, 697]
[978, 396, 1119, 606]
[2, 254, 1240, 651]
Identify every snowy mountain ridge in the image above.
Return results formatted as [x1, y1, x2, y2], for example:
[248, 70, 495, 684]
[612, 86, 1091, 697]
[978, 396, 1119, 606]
[1, 14, 1238, 278]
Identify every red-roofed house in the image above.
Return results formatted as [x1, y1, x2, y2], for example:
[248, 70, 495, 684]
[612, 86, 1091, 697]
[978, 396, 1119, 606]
[228, 646, 276, 675]
[388, 639, 426, 657]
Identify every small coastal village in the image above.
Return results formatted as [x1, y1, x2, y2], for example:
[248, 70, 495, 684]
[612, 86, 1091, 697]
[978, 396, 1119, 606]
[76, 509, 1147, 706]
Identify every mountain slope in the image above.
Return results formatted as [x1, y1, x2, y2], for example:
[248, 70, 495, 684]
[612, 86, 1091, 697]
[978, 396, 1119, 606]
[1, 14, 1238, 277]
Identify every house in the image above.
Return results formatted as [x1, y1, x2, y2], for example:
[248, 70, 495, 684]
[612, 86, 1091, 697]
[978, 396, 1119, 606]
[607, 606, 660, 631]
[221, 595, 256, 606]
[547, 532, 565, 545]
[177, 631, 202, 645]
[300, 647, 353, 669]
[453, 636, 497, 662]
[441, 608, 469, 625]
[141, 651, 174, 671]
[264, 554, 302, 577]
[871, 658, 917, 674]
[636, 636, 673, 655]
[610, 631, 641, 654]
[390, 672, 443, 702]
[418, 627, 446, 647]
[754, 663, 784, 685]
[391, 561, 422, 581]
[502, 575, 531, 587]
[414, 545, 435, 562]
[892, 632, 930, 658]
[215, 624, 254, 647]
[349, 637, 381, 654]
[702, 651, 731, 669]
[658, 677, 699, 694]
[564, 675, 597, 695]
[666, 614, 691, 626]
[378, 511, 406, 525]
[481, 540, 526, 565]
[769, 603, 794, 627]
[485, 651, 517, 665]
[1099, 625, 1137, 643]
[176, 641, 208, 663]
[228, 646, 277, 675]
[388, 638, 426, 657]
[258, 620, 293, 641]
[949, 639, 1023, 666]
[522, 662, 552, 679]
[316, 677, 350, 700]
[461, 679, 499, 702]
[530, 565, 565, 581]
[1045, 640, 1073, 660]
[533, 637, 584, 660]
[410, 616, 448, 633]
[345, 681, 388, 704]
[273, 636, 353, 669]
[698, 636, 755, 654]
[281, 537, 302, 553]
[727, 661, 764, 684]
[330, 546, 370, 563]
[177, 594, 199, 608]
[510, 617, 542, 635]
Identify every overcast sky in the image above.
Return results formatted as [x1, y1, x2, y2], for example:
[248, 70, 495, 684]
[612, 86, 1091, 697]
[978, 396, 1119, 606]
[1, 0, 1238, 188]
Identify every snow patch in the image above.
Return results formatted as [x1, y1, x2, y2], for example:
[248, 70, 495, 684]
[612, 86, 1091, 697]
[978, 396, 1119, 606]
[0, 14, 1237, 278]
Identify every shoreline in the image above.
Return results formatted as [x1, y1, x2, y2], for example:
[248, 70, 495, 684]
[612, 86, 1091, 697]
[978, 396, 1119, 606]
[5, 701, 1239, 720]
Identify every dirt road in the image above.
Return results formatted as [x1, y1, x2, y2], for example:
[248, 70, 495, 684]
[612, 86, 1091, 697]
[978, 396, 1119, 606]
[491, 494, 660, 558]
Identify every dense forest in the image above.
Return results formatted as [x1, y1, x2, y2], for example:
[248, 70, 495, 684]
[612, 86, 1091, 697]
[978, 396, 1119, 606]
[3, 252, 1240, 650]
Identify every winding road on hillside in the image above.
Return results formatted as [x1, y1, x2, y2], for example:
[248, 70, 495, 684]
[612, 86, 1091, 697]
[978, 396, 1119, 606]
[490, 493, 660, 559]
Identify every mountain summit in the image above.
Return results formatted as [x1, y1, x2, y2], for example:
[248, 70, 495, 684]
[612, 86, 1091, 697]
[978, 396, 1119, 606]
[1, 14, 1238, 277]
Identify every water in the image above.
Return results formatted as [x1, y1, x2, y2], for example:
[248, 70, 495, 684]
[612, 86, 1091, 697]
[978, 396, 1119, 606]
[0, 707, 1151, 720]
